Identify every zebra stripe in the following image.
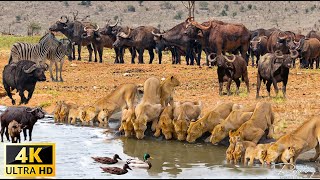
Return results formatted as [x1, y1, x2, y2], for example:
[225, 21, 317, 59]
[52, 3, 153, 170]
[8, 33, 60, 64]
[46, 39, 71, 62]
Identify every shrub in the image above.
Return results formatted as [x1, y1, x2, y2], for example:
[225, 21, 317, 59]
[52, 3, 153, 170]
[145, 7, 149, 11]
[78, 1, 91, 6]
[224, 4, 229, 11]
[113, 15, 118, 21]
[220, 10, 227, 16]
[160, 2, 174, 10]
[311, 5, 316, 11]
[97, 5, 104, 12]
[174, 11, 183, 20]
[127, 5, 135, 12]
[199, 1, 209, 10]
[15, 15, 21, 22]
[27, 22, 41, 36]
[240, 5, 245, 12]
[63, 1, 69, 7]
[305, 8, 309, 13]
[248, 4, 252, 10]
[232, 12, 237, 17]
[138, 1, 143, 6]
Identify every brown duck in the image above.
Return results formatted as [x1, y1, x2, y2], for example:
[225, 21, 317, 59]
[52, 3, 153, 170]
[100, 163, 132, 175]
[92, 154, 122, 164]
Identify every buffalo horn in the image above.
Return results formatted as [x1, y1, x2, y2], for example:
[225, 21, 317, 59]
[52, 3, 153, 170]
[274, 50, 283, 58]
[151, 31, 163, 37]
[23, 64, 38, 74]
[289, 49, 299, 59]
[95, 25, 99, 31]
[223, 54, 236, 63]
[119, 28, 131, 38]
[208, 53, 217, 63]
[109, 19, 119, 27]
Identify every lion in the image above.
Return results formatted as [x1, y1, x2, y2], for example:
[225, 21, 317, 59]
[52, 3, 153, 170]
[173, 101, 202, 120]
[68, 106, 83, 125]
[244, 143, 273, 165]
[172, 108, 190, 141]
[229, 102, 274, 144]
[210, 110, 254, 145]
[186, 102, 234, 143]
[53, 101, 63, 123]
[281, 146, 295, 164]
[132, 77, 162, 139]
[160, 75, 180, 107]
[119, 108, 135, 137]
[59, 101, 78, 123]
[264, 116, 320, 164]
[226, 143, 236, 163]
[97, 109, 109, 127]
[79, 105, 98, 126]
[154, 105, 175, 140]
[233, 140, 256, 164]
[93, 83, 140, 125]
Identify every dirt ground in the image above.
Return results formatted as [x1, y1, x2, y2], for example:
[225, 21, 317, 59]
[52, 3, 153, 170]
[1, 50, 320, 139]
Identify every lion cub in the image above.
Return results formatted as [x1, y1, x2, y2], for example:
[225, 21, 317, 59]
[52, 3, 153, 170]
[244, 143, 273, 165]
[281, 146, 295, 164]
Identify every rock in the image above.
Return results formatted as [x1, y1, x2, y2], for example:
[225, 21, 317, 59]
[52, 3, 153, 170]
[123, 73, 131, 77]
[70, 63, 77, 67]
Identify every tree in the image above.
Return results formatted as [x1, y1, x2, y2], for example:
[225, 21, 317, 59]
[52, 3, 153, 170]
[181, 1, 195, 18]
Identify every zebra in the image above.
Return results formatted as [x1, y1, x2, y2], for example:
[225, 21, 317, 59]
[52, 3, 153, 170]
[8, 32, 60, 65]
[46, 38, 73, 82]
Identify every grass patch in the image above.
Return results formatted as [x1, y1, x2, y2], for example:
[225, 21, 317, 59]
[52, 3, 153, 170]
[272, 95, 286, 104]
[39, 101, 52, 108]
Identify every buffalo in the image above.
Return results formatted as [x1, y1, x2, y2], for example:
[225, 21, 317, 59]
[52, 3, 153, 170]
[256, 50, 299, 99]
[113, 26, 162, 64]
[0, 106, 45, 142]
[293, 38, 320, 69]
[3, 60, 47, 105]
[267, 30, 295, 54]
[185, 19, 251, 64]
[249, 36, 268, 67]
[208, 53, 250, 96]
[49, 15, 97, 62]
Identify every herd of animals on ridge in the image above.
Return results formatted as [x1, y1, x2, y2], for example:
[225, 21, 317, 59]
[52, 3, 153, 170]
[1, 11, 320, 174]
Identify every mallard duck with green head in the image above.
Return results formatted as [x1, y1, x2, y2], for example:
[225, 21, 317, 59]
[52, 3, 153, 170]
[92, 154, 122, 164]
[100, 163, 132, 175]
[126, 153, 153, 169]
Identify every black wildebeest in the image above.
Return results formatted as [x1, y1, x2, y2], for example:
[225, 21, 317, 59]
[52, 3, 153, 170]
[0, 106, 45, 142]
[113, 26, 162, 64]
[208, 53, 250, 96]
[2, 60, 47, 105]
[256, 50, 299, 99]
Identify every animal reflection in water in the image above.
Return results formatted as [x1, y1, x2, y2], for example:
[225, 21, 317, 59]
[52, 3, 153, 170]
[118, 137, 226, 176]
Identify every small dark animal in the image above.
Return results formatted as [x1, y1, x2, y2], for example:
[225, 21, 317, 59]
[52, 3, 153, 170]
[0, 106, 45, 142]
[8, 120, 23, 143]
[208, 53, 250, 96]
[2, 60, 47, 105]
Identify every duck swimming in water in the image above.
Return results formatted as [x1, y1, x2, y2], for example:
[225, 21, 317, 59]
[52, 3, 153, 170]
[126, 153, 153, 169]
[92, 154, 122, 164]
[100, 163, 132, 175]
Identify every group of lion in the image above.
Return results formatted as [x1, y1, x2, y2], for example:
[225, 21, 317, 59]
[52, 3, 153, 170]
[52, 75, 320, 166]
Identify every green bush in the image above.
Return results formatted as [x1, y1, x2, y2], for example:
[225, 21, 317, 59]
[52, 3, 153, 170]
[127, 5, 136, 12]
[240, 5, 245, 12]
[15, 15, 21, 22]
[160, 2, 174, 10]
[199, 1, 209, 10]
[174, 11, 183, 20]
[248, 4, 252, 10]
[305, 8, 309, 13]
[224, 4, 229, 11]
[220, 10, 227, 16]
[78, 1, 91, 6]
[232, 12, 237, 17]
[63, 1, 69, 7]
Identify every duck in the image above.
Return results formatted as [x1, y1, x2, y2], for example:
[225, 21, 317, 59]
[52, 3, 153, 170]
[100, 163, 132, 175]
[91, 154, 122, 164]
[126, 153, 153, 169]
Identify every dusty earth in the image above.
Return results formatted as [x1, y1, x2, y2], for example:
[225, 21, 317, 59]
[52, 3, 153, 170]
[1, 50, 320, 139]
